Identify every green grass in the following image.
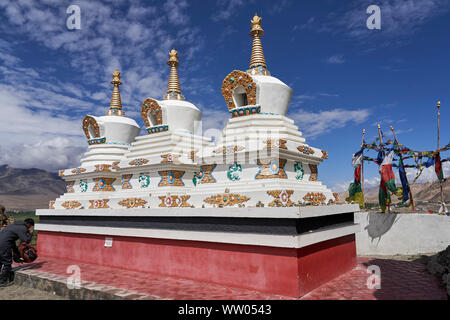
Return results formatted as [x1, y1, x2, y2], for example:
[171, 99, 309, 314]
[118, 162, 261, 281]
[5, 210, 38, 246]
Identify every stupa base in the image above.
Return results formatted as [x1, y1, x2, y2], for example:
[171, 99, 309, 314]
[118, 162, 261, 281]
[36, 204, 360, 298]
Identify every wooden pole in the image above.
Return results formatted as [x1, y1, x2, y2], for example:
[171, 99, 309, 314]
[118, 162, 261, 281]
[377, 124, 390, 213]
[390, 126, 415, 212]
[437, 101, 445, 210]
[361, 129, 366, 196]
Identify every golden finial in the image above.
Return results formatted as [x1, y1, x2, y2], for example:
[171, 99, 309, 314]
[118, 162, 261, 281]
[250, 13, 264, 36]
[247, 13, 270, 76]
[437, 101, 441, 107]
[377, 124, 381, 129]
[164, 49, 184, 101]
[107, 69, 124, 116]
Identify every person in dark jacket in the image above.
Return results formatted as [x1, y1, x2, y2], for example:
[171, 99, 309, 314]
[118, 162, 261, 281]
[0, 218, 34, 286]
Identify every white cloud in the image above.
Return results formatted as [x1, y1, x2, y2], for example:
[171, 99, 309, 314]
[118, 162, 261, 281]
[289, 108, 370, 138]
[326, 55, 345, 64]
[0, 0, 206, 172]
[212, 0, 249, 21]
[0, 137, 86, 172]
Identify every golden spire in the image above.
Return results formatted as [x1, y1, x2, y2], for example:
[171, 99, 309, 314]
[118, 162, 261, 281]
[247, 13, 270, 76]
[106, 69, 125, 116]
[164, 49, 185, 100]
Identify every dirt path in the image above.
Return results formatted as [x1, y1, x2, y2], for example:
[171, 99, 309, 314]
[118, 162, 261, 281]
[0, 284, 66, 300]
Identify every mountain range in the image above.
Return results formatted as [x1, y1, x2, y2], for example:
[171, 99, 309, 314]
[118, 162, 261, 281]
[0, 165, 65, 211]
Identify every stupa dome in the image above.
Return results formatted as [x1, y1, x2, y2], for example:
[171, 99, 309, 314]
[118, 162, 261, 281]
[81, 70, 141, 165]
[221, 14, 292, 116]
[141, 49, 202, 135]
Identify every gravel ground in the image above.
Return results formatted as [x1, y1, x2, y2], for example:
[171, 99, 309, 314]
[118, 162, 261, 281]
[0, 284, 66, 300]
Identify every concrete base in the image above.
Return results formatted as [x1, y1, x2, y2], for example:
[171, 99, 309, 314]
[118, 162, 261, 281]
[36, 205, 360, 298]
[355, 212, 450, 256]
[37, 231, 356, 298]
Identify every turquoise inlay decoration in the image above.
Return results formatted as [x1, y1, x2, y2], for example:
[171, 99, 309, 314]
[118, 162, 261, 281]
[138, 174, 150, 188]
[192, 172, 199, 186]
[294, 162, 304, 180]
[227, 163, 242, 181]
[79, 180, 88, 192]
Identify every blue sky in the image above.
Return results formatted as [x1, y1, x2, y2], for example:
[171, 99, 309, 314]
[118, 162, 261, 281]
[0, 0, 448, 192]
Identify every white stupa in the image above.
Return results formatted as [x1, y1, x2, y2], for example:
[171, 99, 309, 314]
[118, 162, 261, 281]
[80, 70, 141, 166]
[51, 14, 335, 210]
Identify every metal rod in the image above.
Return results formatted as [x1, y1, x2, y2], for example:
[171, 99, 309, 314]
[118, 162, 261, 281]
[390, 125, 415, 212]
[377, 124, 390, 213]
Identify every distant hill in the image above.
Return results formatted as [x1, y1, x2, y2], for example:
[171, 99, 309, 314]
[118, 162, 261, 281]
[0, 165, 65, 211]
[339, 179, 449, 204]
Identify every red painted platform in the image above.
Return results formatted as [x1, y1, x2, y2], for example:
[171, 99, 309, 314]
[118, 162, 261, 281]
[13, 255, 446, 300]
[37, 231, 357, 297]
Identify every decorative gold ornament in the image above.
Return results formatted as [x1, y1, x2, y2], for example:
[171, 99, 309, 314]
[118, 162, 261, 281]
[93, 177, 116, 192]
[297, 145, 315, 155]
[71, 167, 86, 174]
[309, 164, 318, 181]
[129, 158, 149, 166]
[158, 170, 185, 187]
[158, 194, 192, 208]
[321, 150, 328, 159]
[255, 158, 287, 179]
[58, 170, 65, 177]
[267, 190, 294, 207]
[247, 13, 270, 76]
[160, 153, 181, 164]
[164, 49, 185, 100]
[66, 181, 75, 193]
[213, 145, 245, 154]
[333, 192, 339, 202]
[189, 150, 198, 160]
[203, 193, 250, 207]
[94, 164, 112, 172]
[303, 192, 326, 206]
[88, 199, 110, 209]
[112, 161, 121, 170]
[141, 98, 163, 127]
[61, 201, 81, 210]
[264, 139, 288, 150]
[49, 200, 55, 209]
[197, 164, 217, 184]
[121, 174, 133, 189]
[118, 198, 147, 208]
[106, 69, 125, 116]
[221, 70, 257, 110]
[82, 115, 101, 138]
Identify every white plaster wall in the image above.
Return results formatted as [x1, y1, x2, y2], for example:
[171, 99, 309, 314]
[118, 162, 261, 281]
[99, 116, 141, 144]
[253, 75, 292, 116]
[355, 212, 450, 255]
[160, 100, 202, 133]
